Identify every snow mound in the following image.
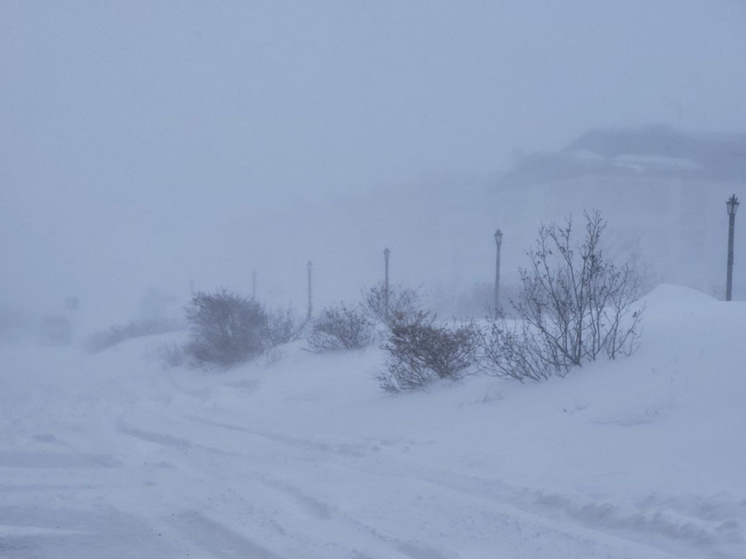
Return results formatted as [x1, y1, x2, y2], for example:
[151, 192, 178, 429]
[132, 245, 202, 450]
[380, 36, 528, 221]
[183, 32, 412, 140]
[644, 283, 717, 309]
[1, 286, 745, 558]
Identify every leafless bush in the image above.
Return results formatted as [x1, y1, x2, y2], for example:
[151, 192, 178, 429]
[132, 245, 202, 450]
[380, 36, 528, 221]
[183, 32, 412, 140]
[377, 313, 478, 392]
[307, 304, 374, 352]
[478, 211, 644, 381]
[363, 282, 424, 328]
[265, 306, 304, 347]
[185, 289, 268, 368]
[476, 310, 553, 383]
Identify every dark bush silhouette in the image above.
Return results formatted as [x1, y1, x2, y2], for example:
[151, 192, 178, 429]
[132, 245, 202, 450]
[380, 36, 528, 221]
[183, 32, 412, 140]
[266, 306, 304, 347]
[377, 313, 477, 392]
[476, 309, 553, 383]
[478, 211, 644, 382]
[363, 282, 424, 328]
[307, 304, 374, 353]
[185, 289, 268, 368]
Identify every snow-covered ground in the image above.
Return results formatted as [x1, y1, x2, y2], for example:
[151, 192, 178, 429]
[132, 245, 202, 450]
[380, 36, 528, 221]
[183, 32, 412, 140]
[1, 285, 744, 558]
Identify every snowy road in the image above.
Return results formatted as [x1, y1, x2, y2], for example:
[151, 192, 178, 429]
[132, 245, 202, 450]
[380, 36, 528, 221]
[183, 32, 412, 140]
[1, 286, 745, 558]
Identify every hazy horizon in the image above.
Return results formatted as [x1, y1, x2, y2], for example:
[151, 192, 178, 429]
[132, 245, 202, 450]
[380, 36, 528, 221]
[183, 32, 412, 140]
[3, 1, 746, 330]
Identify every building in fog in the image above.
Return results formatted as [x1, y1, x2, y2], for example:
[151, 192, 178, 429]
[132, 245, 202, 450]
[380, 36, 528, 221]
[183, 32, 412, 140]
[494, 125, 746, 298]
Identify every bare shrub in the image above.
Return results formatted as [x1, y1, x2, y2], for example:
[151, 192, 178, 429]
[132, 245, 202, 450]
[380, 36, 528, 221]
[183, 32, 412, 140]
[307, 304, 374, 352]
[185, 289, 268, 368]
[265, 306, 304, 347]
[478, 211, 644, 381]
[363, 282, 424, 328]
[476, 310, 553, 383]
[377, 313, 478, 392]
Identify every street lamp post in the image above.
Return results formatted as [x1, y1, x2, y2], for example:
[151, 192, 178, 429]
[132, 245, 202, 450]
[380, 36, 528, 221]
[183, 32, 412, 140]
[307, 261, 313, 320]
[384, 248, 390, 322]
[726, 195, 739, 301]
[252, 270, 257, 300]
[494, 229, 503, 311]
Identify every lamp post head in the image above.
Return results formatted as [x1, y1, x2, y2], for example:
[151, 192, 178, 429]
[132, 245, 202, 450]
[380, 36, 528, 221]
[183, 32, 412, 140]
[384, 247, 390, 260]
[494, 228, 503, 247]
[727, 194, 740, 216]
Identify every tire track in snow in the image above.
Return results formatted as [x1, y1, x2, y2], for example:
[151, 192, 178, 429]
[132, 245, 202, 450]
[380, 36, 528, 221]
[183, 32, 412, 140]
[332, 458, 742, 559]
[188, 416, 371, 457]
[115, 418, 460, 559]
[114, 417, 673, 557]
[117, 424, 237, 456]
[0, 450, 120, 469]
[0, 505, 182, 558]
[111, 415, 744, 557]
[170, 511, 281, 559]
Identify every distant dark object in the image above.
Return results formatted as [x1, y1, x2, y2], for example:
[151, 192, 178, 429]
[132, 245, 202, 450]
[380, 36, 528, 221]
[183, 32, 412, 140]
[498, 125, 746, 189]
[377, 312, 477, 392]
[363, 282, 424, 329]
[185, 289, 268, 368]
[139, 287, 177, 322]
[383, 248, 391, 321]
[64, 297, 80, 312]
[265, 306, 305, 347]
[86, 318, 183, 353]
[306, 261, 313, 320]
[307, 304, 374, 353]
[40, 315, 72, 346]
[726, 194, 740, 301]
[494, 228, 503, 311]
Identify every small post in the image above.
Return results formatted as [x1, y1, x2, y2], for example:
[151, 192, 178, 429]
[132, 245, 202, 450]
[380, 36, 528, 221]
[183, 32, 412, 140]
[252, 270, 257, 300]
[494, 229, 503, 311]
[384, 248, 391, 322]
[307, 261, 313, 320]
[726, 195, 739, 301]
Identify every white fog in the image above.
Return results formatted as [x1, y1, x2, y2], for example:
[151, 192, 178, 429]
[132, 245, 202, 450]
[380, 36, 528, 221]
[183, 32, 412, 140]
[3, 0, 746, 330]
[1, 2, 746, 558]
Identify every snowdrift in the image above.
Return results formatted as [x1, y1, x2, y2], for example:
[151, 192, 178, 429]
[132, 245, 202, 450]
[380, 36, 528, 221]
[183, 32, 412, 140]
[0, 285, 744, 558]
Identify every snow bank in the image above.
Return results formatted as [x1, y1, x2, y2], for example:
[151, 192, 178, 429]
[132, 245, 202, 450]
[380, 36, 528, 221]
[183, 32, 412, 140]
[0, 285, 744, 558]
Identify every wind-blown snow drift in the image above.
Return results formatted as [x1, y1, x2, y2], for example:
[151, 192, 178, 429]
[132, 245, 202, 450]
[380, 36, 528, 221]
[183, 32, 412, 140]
[0, 285, 744, 558]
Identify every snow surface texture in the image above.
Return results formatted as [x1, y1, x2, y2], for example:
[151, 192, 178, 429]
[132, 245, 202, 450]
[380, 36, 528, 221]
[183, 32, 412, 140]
[1, 285, 744, 558]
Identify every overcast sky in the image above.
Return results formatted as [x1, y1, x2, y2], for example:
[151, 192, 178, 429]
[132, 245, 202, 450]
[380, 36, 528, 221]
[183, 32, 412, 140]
[2, 1, 746, 325]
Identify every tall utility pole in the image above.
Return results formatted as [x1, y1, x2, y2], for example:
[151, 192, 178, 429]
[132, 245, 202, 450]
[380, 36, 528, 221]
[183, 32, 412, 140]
[307, 261, 313, 320]
[726, 195, 740, 301]
[494, 229, 503, 310]
[384, 248, 390, 322]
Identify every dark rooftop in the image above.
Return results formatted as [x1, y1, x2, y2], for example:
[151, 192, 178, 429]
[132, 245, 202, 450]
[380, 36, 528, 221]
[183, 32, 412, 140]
[498, 125, 746, 188]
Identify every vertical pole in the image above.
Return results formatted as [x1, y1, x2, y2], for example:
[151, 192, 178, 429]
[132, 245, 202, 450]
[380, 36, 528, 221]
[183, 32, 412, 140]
[307, 261, 313, 320]
[384, 248, 390, 322]
[494, 229, 503, 311]
[727, 212, 736, 301]
[252, 271, 257, 300]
